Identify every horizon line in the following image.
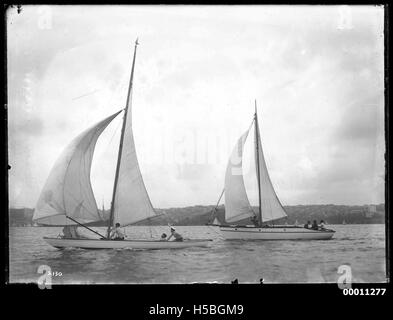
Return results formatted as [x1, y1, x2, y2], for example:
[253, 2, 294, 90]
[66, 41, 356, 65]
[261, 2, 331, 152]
[9, 202, 385, 211]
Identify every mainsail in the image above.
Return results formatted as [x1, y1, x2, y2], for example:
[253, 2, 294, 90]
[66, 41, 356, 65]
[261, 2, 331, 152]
[33, 111, 121, 225]
[111, 40, 156, 227]
[224, 130, 255, 223]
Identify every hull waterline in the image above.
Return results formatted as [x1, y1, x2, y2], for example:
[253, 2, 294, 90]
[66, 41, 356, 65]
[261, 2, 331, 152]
[219, 226, 335, 240]
[44, 237, 212, 250]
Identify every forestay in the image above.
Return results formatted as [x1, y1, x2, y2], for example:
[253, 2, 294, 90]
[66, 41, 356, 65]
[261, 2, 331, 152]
[224, 130, 255, 223]
[33, 111, 121, 225]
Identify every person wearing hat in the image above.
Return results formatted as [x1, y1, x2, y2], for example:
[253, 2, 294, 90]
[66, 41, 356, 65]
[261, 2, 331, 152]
[166, 227, 183, 242]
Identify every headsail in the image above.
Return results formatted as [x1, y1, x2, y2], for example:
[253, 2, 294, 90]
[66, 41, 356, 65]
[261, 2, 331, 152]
[224, 130, 254, 223]
[33, 111, 122, 225]
[111, 41, 156, 227]
[254, 122, 287, 223]
[212, 217, 221, 225]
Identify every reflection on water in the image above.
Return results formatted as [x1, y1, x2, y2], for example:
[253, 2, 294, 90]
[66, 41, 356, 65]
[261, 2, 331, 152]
[9, 224, 386, 284]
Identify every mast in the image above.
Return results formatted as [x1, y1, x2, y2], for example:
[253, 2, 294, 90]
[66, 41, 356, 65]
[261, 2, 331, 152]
[254, 100, 262, 227]
[106, 38, 139, 238]
[210, 188, 225, 224]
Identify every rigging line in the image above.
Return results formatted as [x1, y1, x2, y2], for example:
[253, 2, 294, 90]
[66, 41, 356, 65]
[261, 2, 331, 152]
[66, 216, 106, 239]
[72, 89, 101, 101]
[148, 217, 153, 238]
[105, 115, 123, 150]
[145, 208, 153, 238]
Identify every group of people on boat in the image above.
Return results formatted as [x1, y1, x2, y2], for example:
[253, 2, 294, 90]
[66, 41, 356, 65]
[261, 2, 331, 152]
[62, 223, 183, 241]
[250, 215, 259, 227]
[161, 227, 183, 241]
[304, 220, 326, 231]
[248, 215, 328, 231]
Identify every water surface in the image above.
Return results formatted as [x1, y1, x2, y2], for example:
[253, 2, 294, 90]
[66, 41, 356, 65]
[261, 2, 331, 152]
[9, 224, 386, 284]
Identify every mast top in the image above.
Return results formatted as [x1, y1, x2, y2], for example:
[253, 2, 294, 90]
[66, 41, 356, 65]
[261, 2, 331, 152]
[135, 38, 139, 46]
[254, 99, 258, 118]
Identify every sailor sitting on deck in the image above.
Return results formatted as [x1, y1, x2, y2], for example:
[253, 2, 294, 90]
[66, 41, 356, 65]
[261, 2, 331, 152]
[110, 223, 125, 240]
[167, 227, 183, 242]
[318, 220, 326, 230]
[250, 215, 259, 227]
[311, 220, 319, 230]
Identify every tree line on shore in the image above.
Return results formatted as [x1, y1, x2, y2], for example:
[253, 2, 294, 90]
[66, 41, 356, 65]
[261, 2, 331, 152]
[9, 203, 385, 226]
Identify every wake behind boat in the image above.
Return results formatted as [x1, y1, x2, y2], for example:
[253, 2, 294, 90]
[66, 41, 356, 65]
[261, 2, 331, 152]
[219, 102, 335, 240]
[32, 39, 211, 250]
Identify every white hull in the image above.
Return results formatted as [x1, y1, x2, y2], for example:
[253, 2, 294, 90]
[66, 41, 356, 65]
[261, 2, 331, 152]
[220, 226, 335, 240]
[44, 237, 212, 250]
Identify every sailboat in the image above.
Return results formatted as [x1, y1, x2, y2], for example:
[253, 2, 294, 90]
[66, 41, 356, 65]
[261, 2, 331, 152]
[32, 39, 211, 250]
[211, 217, 221, 226]
[207, 189, 224, 226]
[219, 102, 335, 240]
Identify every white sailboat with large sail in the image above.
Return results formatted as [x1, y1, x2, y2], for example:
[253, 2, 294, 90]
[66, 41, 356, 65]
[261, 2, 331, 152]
[220, 102, 335, 240]
[32, 39, 211, 250]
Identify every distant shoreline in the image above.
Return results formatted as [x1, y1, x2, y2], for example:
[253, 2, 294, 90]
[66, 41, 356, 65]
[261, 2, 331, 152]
[9, 203, 385, 227]
[10, 223, 386, 227]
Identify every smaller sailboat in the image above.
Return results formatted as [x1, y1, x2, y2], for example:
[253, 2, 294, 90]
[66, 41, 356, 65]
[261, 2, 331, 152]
[32, 39, 211, 250]
[220, 102, 335, 240]
[207, 189, 224, 226]
[211, 217, 221, 226]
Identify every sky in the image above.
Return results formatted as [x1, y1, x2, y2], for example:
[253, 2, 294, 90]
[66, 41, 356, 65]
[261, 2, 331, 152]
[7, 5, 385, 209]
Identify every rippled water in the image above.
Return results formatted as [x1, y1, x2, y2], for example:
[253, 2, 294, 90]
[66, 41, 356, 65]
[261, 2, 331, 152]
[9, 224, 386, 284]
